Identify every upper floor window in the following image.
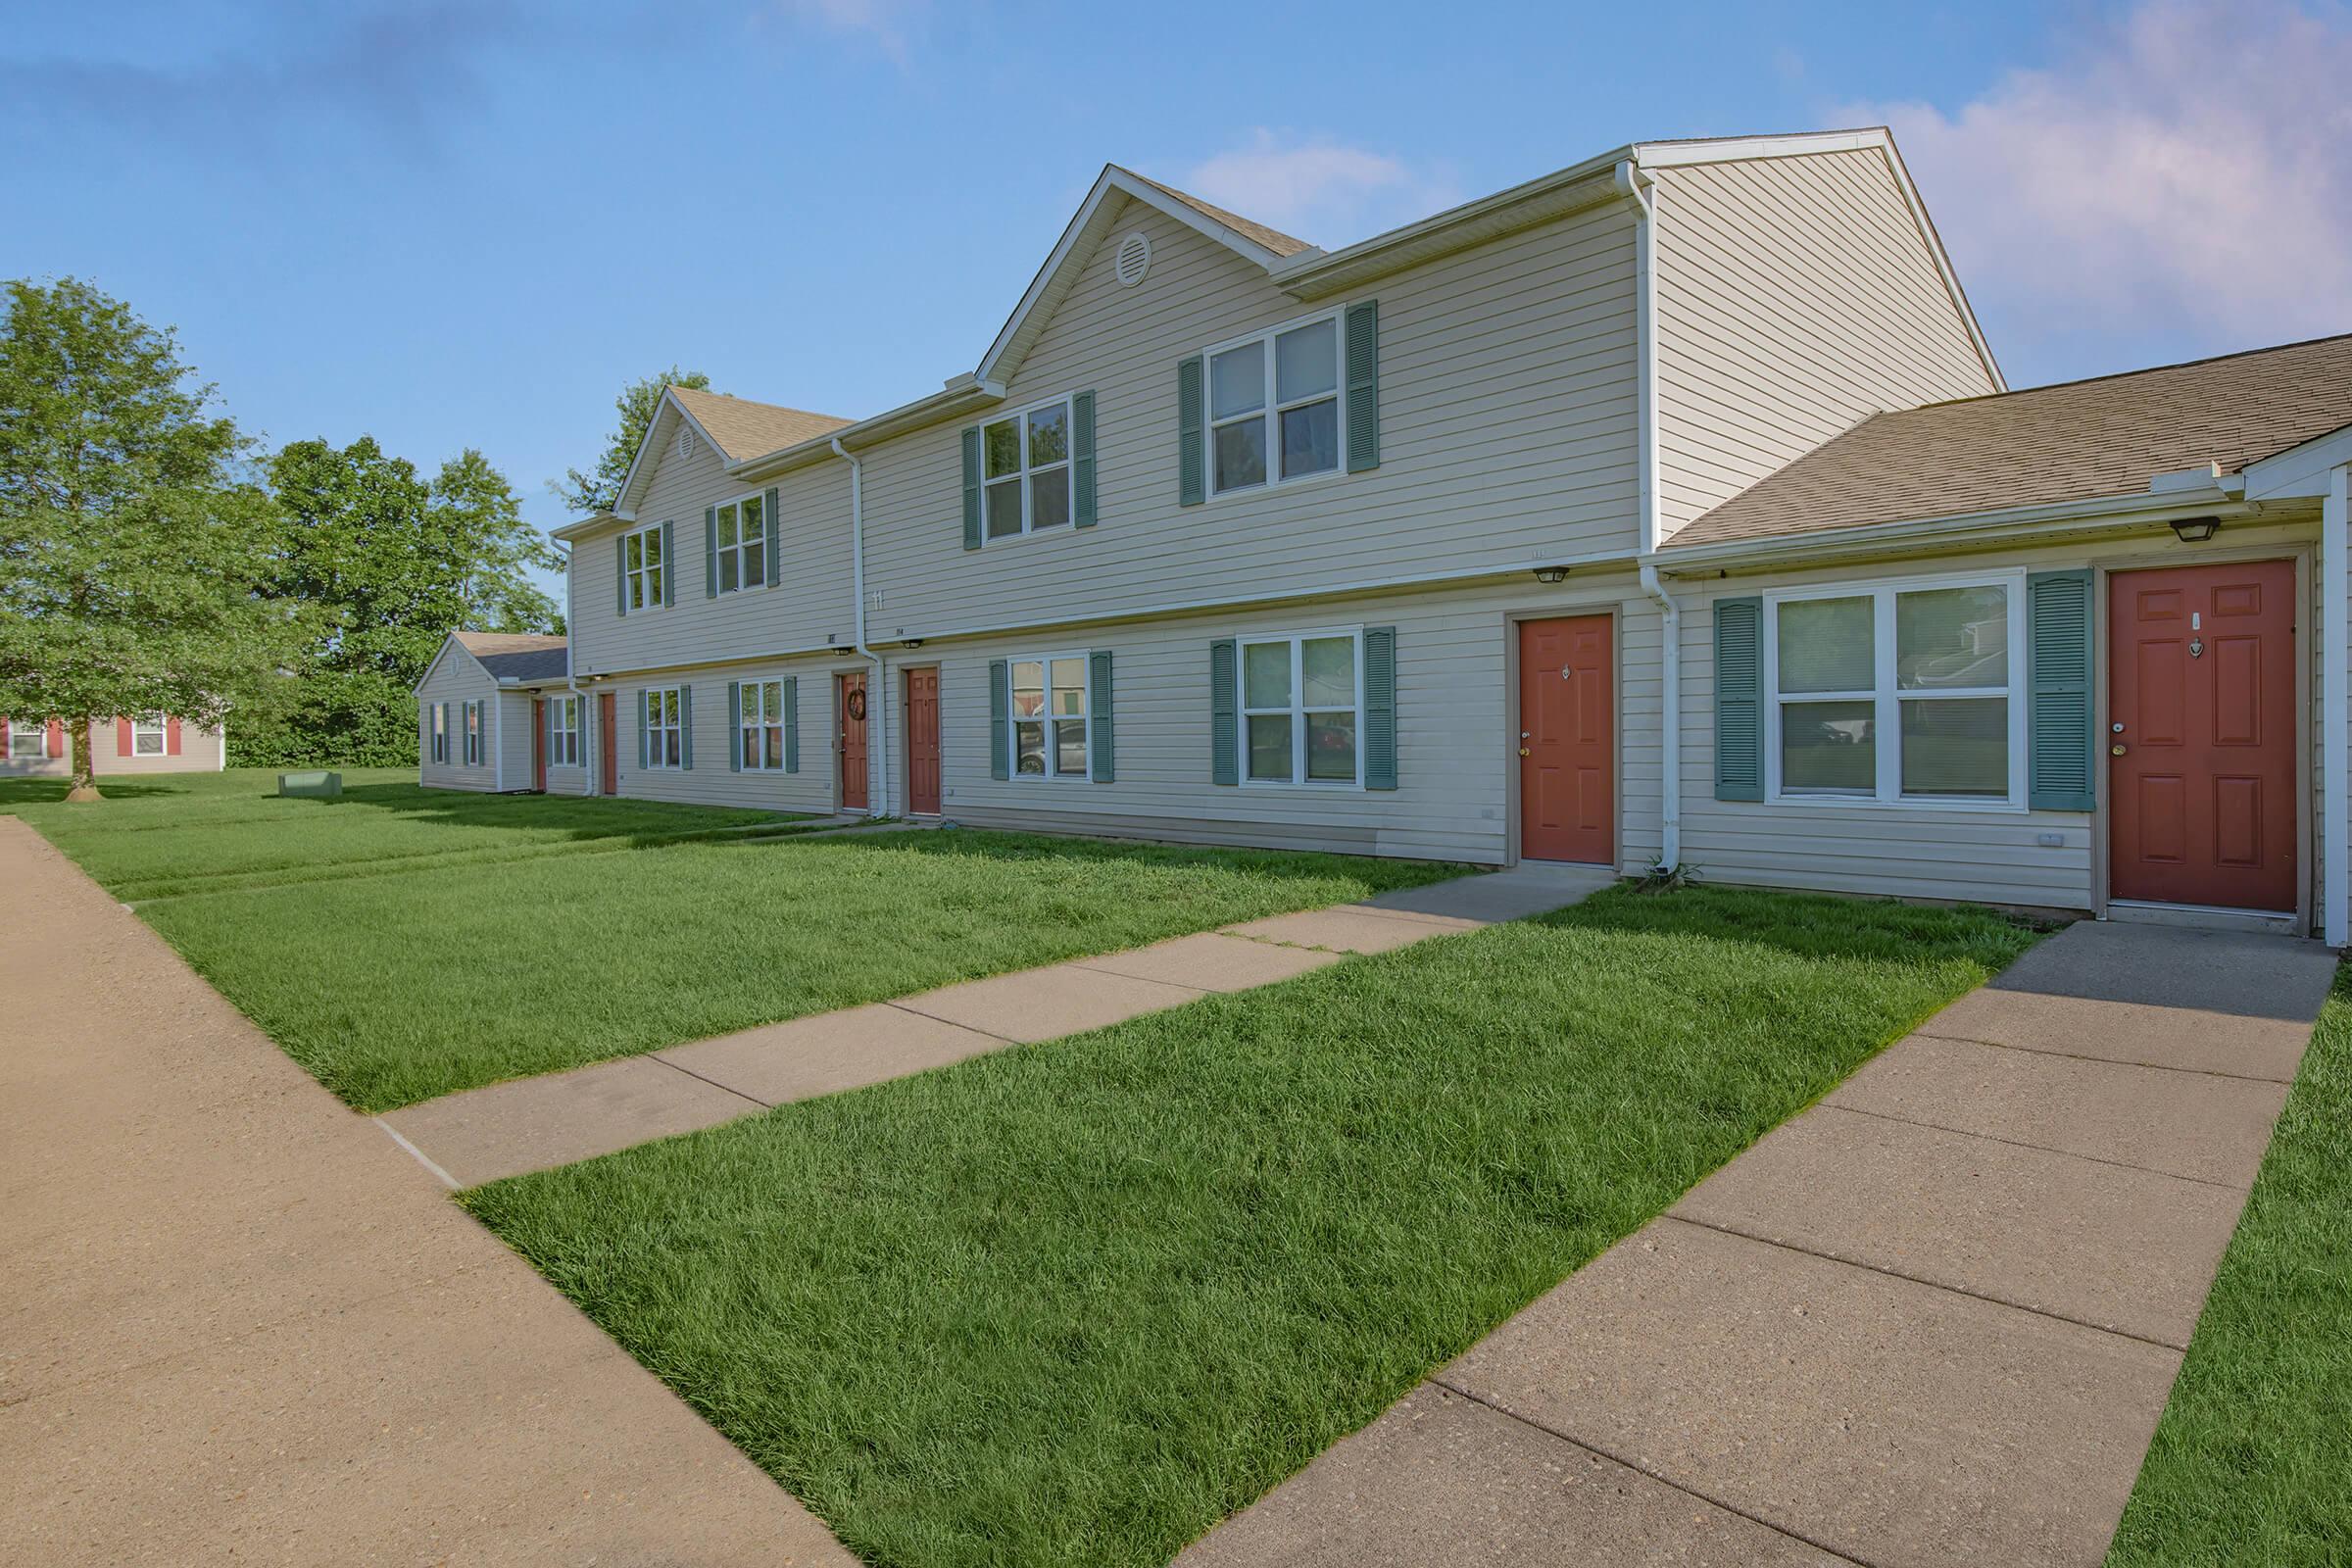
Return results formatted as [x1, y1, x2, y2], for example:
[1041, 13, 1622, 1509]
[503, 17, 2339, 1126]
[549, 696, 580, 766]
[739, 680, 787, 771]
[1209, 313, 1342, 497]
[714, 494, 765, 593]
[1009, 655, 1089, 778]
[645, 686, 683, 769]
[131, 715, 168, 756]
[983, 399, 1071, 541]
[10, 719, 48, 760]
[623, 524, 664, 611]
[1768, 574, 2025, 807]
[1239, 630, 1359, 785]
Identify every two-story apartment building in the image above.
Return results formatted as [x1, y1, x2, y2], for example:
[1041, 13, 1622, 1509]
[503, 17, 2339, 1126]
[456, 127, 2352, 940]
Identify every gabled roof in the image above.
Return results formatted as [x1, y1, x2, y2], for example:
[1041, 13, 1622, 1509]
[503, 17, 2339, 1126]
[610, 383, 853, 518]
[1122, 170, 1313, 259]
[1666, 332, 2352, 553]
[453, 631, 568, 682]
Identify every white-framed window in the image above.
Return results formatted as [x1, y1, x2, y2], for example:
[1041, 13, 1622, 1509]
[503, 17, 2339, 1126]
[714, 493, 766, 593]
[1206, 309, 1344, 498]
[10, 719, 48, 760]
[981, 397, 1073, 542]
[429, 705, 447, 764]
[645, 686, 683, 769]
[131, 715, 167, 756]
[739, 680, 787, 771]
[463, 702, 482, 766]
[1766, 571, 2027, 808]
[1238, 628, 1361, 786]
[623, 523, 664, 611]
[550, 696, 580, 767]
[1009, 655, 1090, 778]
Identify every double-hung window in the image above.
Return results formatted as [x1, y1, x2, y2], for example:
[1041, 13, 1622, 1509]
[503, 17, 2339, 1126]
[1208, 312, 1342, 497]
[1239, 630, 1360, 785]
[9, 719, 47, 760]
[463, 703, 482, 766]
[714, 494, 765, 592]
[131, 715, 167, 756]
[646, 686, 683, 768]
[739, 680, 787, 771]
[1009, 656, 1089, 778]
[429, 705, 447, 763]
[623, 524, 664, 611]
[549, 696, 580, 766]
[982, 399, 1072, 540]
[1768, 573, 2025, 806]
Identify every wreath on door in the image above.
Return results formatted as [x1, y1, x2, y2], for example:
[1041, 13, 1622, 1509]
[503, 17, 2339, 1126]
[844, 689, 867, 722]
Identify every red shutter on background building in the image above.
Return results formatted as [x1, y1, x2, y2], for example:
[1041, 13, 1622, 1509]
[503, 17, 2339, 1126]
[46, 720, 64, 758]
[166, 717, 182, 755]
[116, 717, 132, 752]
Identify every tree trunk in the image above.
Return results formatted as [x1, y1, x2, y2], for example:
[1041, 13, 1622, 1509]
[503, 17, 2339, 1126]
[65, 716, 102, 802]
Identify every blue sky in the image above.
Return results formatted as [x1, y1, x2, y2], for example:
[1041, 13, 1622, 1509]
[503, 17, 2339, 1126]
[9, 0, 2351, 580]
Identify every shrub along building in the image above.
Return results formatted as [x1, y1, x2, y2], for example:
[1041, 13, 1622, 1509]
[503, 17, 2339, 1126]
[429, 127, 2352, 940]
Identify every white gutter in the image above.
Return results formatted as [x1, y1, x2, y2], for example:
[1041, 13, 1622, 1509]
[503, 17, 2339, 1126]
[2326, 463, 2349, 943]
[831, 436, 889, 817]
[1618, 156, 1680, 872]
[563, 541, 592, 796]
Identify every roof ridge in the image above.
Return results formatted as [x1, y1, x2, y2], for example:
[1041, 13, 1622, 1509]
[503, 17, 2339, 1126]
[669, 382, 850, 425]
[1113, 166, 1313, 258]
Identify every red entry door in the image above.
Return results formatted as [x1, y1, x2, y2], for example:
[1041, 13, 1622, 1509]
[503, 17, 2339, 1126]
[905, 667, 942, 815]
[1518, 614, 1614, 863]
[2110, 561, 2297, 911]
[532, 699, 547, 791]
[598, 692, 618, 796]
[838, 671, 869, 810]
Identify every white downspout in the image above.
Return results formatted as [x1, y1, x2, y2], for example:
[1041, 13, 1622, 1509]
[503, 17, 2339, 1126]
[2325, 463, 2348, 943]
[564, 541, 590, 796]
[1619, 156, 1681, 872]
[831, 437, 890, 817]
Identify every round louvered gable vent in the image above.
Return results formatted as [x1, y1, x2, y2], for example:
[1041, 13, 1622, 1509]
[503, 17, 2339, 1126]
[676, 427, 695, 460]
[1113, 230, 1152, 287]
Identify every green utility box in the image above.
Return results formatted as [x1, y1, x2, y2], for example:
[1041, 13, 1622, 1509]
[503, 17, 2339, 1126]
[276, 770, 343, 799]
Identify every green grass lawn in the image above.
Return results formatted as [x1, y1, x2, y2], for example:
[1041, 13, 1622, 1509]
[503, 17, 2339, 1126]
[134, 826, 1457, 1111]
[4, 767, 801, 900]
[2105, 960, 2352, 1568]
[466, 884, 2040, 1568]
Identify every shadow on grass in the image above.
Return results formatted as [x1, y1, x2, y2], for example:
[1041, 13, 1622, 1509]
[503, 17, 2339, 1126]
[1539, 880, 2050, 971]
[0, 777, 188, 809]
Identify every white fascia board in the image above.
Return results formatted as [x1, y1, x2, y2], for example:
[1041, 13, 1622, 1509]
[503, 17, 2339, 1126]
[2244, 420, 2352, 501]
[614, 388, 737, 517]
[731, 378, 1007, 480]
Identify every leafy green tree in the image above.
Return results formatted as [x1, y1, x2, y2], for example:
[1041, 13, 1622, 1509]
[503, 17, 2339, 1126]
[554, 366, 709, 514]
[243, 436, 563, 767]
[0, 277, 297, 801]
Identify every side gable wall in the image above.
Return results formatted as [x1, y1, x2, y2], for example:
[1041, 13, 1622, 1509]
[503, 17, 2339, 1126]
[1650, 147, 1998, 542]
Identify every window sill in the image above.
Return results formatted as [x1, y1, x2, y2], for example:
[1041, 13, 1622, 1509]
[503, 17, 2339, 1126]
[1205, 466, 1348, 507]
[1766, 792, 2028, 814]
[978, 523, 1084, 551]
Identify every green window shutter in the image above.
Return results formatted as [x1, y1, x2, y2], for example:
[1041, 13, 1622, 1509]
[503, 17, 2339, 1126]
[637, 691, 649, 771]
[614, 535, 627, 616]
[960, 426, 983, 550]
[1362, 625, 1397, 789]
[988, 660, 1010, 781]
[1089, 650, 1114, 781]
[680, 684, 694, 770]
[763, 488, 782, 586]
[1209, 638, 1238, 785]
[726, 680, 741, 772]
[783, 676, 800, 772]
[1714, 596, 1764, 802]
[1177, 356, 1205, 506]
[1072, 391, 1099, 527]
[661, 520, 676, 607]
[1345, 299, 1381, 472]
[705, 507, 718, 598]
[2028, 569, 2097, 810]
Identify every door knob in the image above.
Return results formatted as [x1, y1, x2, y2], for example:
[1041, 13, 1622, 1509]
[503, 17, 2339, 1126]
[1518, 747, 1532, 758]
[2111, 744, 2128, 756]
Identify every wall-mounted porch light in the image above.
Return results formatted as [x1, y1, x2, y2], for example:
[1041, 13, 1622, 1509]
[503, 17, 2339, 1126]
[1533, 566, 1570, 584]
[2170, 516, 2221, 543]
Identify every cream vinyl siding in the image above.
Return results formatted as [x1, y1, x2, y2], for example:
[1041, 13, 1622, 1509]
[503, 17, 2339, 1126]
[416, 648, 499, 792]
[857, 195, 1641, 636]
[573, 438, 855, 679]
[536, 693, 591, 796]
[1671, 519, 2322, 913]
[603, 659, 843, 814]
[494, 691, 535, 790]
[1650, 148, 1998, 543]
[921, 574, 1659, 867]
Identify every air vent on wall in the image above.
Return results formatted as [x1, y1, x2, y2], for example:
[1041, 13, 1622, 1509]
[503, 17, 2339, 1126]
[1113, 230, 1152, 287]
[676, 427, 695, 460]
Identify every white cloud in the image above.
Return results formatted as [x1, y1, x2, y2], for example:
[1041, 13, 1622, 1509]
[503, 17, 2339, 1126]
[1177, 130, 1461, 248]
[1847, 1, 2352, 359]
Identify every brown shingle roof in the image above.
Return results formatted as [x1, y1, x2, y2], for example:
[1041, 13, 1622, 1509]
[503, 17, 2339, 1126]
[1668, 332, 2352, 552]
[454, 631, 567, 682]
[670, 384, 853, 463]
[1121, 169, 1314, 259]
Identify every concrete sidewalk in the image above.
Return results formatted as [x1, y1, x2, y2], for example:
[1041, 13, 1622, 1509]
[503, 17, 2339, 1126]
[381, 859, 1617, 1188]
[1180, 919, 2334, 1568]
[0, 818, 857, 1567]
